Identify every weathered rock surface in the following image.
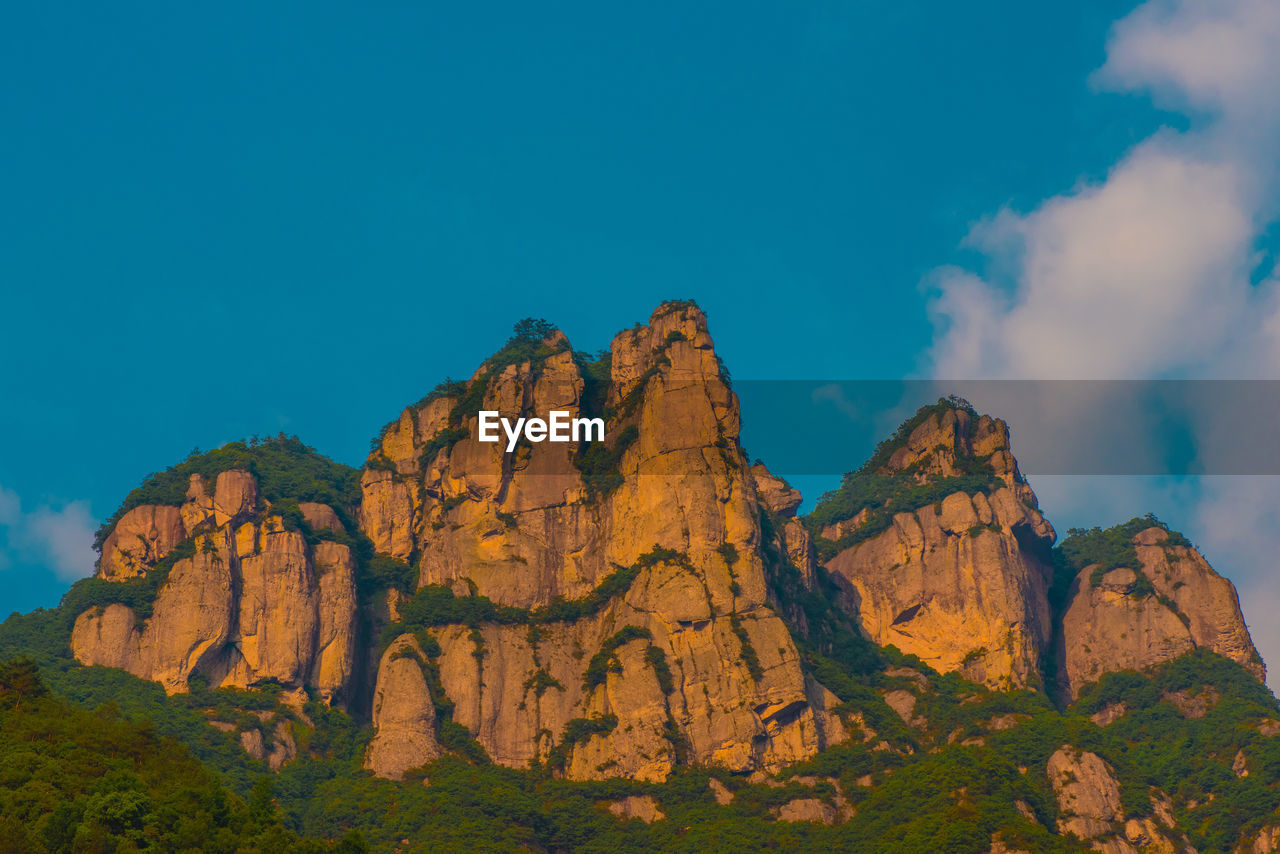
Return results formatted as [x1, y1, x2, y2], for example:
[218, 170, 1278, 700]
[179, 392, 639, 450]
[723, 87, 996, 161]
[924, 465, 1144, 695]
[1246, 826, 1280, 853]
[826, 487, 1053, 690]
[883, 407, 1040, 510]
[605, 795, 664, 823]
[1047, 746, 1184, 853]
[74, 475, 360, 706]
[1058, 526, 1263, 698]
[365, 635, 440, 780]
[300, 501, 345, 534]
[363, 304, 850, 781]
[214, 469, 258, 526]
[312, 541, 357, 703]
[773, 797, 840, 824]
[820, 407, 1056, 690]
[1048, 746, 1125, 840]
[73, 533, 235, 693]
[98, 505, 186, 581]
[752, 464, 802, 517]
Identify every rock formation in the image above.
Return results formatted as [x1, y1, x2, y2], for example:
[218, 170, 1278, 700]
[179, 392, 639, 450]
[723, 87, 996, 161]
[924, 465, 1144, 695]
[70, 300, 1268, 804]
[820, 407, 1056, 689]
[361, 303, 848, 780]
[1047, 746, 1184, 853]
[1058, 525, 1263, 699]
[73, 469, 359, 704]
[365, 635, 440, 780]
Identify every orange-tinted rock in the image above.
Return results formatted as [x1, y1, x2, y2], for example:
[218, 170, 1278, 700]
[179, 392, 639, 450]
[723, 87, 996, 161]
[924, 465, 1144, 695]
[826, 488, 1053, 690]
[98, 505, 186, 581]
[299, 502, 345, 534]
[213, 469, 257, 526]
[365, 635, 440, 780]
[362, 303, 849, 781]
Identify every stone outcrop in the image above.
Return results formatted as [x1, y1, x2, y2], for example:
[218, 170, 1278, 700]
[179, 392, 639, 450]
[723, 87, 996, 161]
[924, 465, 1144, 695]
[752, 464, 802, 517]
[362, 304, 850, 781]
[752, 463, 819, 591]
[1246, 826, 1280, 853]
[882, 407, 1039, 509]
[73, 535, 235, 693]
[605, 795, 664, 823]
[1048, 746, 1125, 841]
[73, 473, 360, 706]
[98, 505, 186, 581]
[365, 635, 440, 780]
[1058, 526, 1263, 698]
[819, 406, 1056, 690]
[1047, 746, 1183, 854]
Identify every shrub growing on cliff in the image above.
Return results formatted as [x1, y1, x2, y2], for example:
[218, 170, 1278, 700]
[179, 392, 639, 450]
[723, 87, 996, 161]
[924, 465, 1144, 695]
[95, 435, 361, 552]
[803, 398, 1003, 560]
[1057, 514, 1190, 588]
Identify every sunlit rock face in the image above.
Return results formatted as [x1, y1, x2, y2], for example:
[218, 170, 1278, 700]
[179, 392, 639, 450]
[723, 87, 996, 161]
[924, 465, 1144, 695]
[361, 303, 848, 780]
[73, 470, 358, 704]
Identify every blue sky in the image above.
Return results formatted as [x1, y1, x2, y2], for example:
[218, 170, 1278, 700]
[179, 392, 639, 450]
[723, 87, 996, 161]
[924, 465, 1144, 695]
[4, 1, 1280, 677]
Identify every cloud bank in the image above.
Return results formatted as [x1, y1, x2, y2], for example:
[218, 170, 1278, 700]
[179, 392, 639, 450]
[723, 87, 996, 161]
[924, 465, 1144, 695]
[0, 485, 97, 582]
[927, 0, 1280, 381]
[921, 0, 1280, 687]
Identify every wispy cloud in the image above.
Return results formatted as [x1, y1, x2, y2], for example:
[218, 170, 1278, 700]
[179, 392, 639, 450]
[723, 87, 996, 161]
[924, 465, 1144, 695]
[0, 485, 97, 582]
[921, 0, 1280, 687]
[925, 0, 1280, 381]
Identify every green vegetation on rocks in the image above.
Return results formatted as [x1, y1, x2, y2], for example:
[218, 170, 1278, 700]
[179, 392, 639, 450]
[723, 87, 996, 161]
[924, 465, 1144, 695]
[803, 399, 1002, 560]
[95, 435, 361, 552]
[1057, 514, 1192, 590]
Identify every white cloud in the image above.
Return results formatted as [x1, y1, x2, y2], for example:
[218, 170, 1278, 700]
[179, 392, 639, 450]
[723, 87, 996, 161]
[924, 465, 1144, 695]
[1094, 0, 1280, 122]
[0, 486, 97, 582]
[926, 0, 1280, 381]
[921, 0, 1280, 687]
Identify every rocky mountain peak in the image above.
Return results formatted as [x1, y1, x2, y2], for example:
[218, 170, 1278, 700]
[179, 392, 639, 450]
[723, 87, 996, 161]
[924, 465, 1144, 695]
[73, 438, 362, 704]
[873, 398, 1036, 509]
[1056, 517, 1264, 699]
[349, 302, 847, 780]
[56, 304, 1270, 800]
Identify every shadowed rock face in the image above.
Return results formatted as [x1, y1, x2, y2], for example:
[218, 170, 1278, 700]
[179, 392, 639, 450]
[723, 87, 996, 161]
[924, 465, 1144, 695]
[1057, 526, 1264, 699]
[72, 470, 359, 704]
[361, 303, 848, 780]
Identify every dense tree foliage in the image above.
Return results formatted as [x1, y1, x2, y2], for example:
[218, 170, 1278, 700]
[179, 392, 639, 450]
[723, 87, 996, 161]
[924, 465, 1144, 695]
[0, 659, 365, 853]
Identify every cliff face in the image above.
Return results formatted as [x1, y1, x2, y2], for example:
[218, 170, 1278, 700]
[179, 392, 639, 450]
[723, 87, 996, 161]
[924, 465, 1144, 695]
[1058, 525, 1264, 699]
[69, 301, 1268, 796]
[73, 469, 358, 703]
[361, 303, 846, 780]
[826, 488, 1053, 690]
[818, 407, 1057, 690]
